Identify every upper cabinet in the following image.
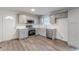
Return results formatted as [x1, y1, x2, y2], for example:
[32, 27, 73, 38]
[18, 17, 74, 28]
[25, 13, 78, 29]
[18, 14, 39, 24]
[19, 15, 26, 24]
[68, 8, 79, 23]
[55, 12, 68, 19]
[50, 12, 68, 24]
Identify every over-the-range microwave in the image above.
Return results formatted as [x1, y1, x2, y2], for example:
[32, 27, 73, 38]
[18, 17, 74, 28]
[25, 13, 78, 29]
[27, 20, 34, 24]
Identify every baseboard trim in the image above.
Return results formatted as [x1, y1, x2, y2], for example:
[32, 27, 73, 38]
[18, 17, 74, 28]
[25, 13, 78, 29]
[55, 39, 77, 49]
[0, 38, 19, 43]
[68, 43, 78, 49]
[55, 39, 68, 44]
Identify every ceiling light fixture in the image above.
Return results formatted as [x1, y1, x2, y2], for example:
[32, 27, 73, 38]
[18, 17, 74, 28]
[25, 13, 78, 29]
[31, 9, 35, 12]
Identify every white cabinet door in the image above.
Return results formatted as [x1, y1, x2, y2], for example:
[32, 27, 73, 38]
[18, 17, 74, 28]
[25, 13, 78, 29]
[19, 15, 27, 24]
[68, 9, 79, 23]
[38, 28, 46, 36]
[0, 16, 3, 42]
[35, 28, 39, 35]
[56, 18, 68, 41]
[19, 29, 28, 39]
[19, 15, 24, 24]
[68, 23, 78, 47]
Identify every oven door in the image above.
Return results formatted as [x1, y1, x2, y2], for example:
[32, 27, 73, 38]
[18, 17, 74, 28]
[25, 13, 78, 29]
[28, 29, 35, 36]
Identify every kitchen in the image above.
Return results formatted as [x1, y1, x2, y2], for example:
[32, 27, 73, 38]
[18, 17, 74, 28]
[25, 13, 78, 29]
[0, 7, 79, 51]
[16, 14, 56, 40]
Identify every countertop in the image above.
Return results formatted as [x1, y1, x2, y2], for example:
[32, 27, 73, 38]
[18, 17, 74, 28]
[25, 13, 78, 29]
[16, 24, 57, 30]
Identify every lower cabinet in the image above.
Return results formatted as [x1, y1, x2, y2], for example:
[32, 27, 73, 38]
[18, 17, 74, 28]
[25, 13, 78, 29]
[19, 29, 28, 39]
[36, 28, 56, 40]
[35, 28, 46, 36]
[46, 29, 56, 40]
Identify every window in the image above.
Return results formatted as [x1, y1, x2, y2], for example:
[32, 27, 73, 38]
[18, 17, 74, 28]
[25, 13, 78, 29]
[43, 16, 51, 25]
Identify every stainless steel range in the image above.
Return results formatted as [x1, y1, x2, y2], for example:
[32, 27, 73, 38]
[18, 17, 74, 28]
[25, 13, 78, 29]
[26, 25, 35, 36]
[28, 28, 35, 36]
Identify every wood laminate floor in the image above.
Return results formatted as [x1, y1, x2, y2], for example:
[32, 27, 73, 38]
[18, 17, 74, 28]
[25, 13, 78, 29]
[0, 36, 77, 51]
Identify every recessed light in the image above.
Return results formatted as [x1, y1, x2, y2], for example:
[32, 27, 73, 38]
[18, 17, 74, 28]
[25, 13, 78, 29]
[31, 9, 35, 12]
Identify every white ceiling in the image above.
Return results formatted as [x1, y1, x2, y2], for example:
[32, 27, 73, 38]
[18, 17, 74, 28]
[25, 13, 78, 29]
[0, 7, 65, 15]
